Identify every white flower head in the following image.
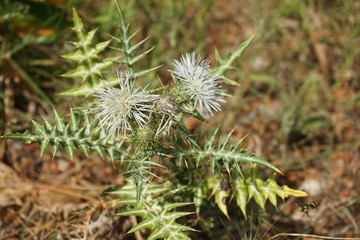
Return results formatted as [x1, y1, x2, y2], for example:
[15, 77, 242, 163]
[93, 72, 158, 135]
[169, 53, 226, 116]
[153, 95, 178, 136]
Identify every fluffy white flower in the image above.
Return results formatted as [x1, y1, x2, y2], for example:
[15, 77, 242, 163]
[93, 73, 158, 135]
[169, 53, 226, 116]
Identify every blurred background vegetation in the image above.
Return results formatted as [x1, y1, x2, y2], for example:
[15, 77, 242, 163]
[0, 0, 359, 239]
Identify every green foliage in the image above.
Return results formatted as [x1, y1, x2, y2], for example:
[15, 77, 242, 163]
[212, 35, 255, 86]
[112, 2, 161, 75]
[61, 5, 162, 97]
[1, 109, 126, 160]
[159, 128, 307, 219]
[123, 153, 165, 202]
[60, 8, 115, 96]
[172, 128, 282, 175]
[191, 167, 308, 218]
[105, 182, 195, 240]
[0, 0, 68, 106]
[232, 166, 307, 216]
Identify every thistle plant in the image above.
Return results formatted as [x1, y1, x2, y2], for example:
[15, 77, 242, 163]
[1, 4, 308, 240]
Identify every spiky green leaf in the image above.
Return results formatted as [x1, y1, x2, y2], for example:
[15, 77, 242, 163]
[108, 181, 195, 239]
[208, 176, 230, 218]
[175, 130, 282, 174]
[61, 9, 113, 93]
[111, 2, 160, 79]
[232, 166, 308, 216]
[1, 109, 126, 160]
[212, 35, 255, 85]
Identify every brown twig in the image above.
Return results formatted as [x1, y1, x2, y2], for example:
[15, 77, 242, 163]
[268, 233, 360, 240]
[129, 215, 144, 240]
